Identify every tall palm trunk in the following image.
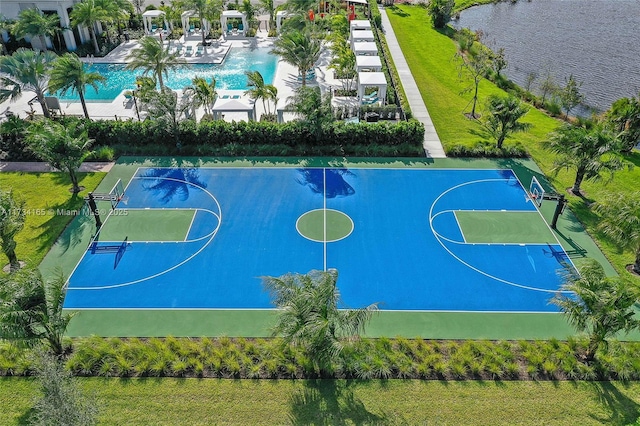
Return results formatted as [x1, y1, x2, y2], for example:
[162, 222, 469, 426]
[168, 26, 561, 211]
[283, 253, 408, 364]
[89, 26, 100, 54]
[38, 35, 48, 51]
[572, 169, 585, 194]
[78, 89, 90, 119]
[3, 240, 20, 272]
[36, 94, 51, 118]
[68, 167, 81, 193]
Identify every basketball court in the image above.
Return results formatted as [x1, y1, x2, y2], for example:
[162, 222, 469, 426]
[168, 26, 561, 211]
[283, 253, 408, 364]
[48, 158, 610, 339]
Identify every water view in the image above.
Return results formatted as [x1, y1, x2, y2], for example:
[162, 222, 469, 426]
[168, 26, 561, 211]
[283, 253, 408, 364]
[57, 47, 278, 102]
[453, 0, 640, 114]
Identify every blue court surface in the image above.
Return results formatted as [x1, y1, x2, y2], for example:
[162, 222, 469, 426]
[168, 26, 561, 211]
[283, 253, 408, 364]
[64, 167, 575, 312]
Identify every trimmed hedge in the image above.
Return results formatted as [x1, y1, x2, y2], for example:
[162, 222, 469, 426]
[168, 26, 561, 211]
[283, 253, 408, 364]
[0, 117, 425, 159]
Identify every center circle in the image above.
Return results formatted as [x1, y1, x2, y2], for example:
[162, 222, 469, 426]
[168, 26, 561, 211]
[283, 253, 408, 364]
[296, 209, 354, 242]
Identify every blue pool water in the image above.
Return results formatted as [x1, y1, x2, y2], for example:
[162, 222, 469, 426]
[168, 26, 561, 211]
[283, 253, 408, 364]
[57, 47, 278, 102]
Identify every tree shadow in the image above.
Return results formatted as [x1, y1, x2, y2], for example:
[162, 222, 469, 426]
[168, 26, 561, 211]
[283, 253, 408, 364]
[138, 167, 207, 204]
[587, 381, 640, 425]
[35, 193, 91, 255]
[387, 6, 410, 18]
[288, 380, 403, 425]
[16, 407, 35, 425]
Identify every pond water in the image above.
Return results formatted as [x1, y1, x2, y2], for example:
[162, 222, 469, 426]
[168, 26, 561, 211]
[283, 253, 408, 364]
[453, 0, 640, 114]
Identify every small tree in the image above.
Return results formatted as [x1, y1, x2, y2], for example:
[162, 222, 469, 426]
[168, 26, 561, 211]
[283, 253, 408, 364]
[286, 86, 333, 142]
[0, 48, 57, 118]
[427, 0, 455, 29]
[544, 123, 626, 195]
[144, 89, 192, 148]
[552, 260, 640, 363]
[126, 36, 188, 90]
[184, 76, 216, 117]
[539, 68, 558, 104]
[605, 94, 640, 152]
[0, 189, 26, 272]
[263, 269, 378, 376]
[480, 94, 531, 149]
[456, 46, 491, 119]
[25, 120, 93, 194]
[594, 192, 640, 275]
[30, 351, 99, 426]
[0, 268, 76, 356]
[70, 0, 111, 55]
[559, 74, 585, 119]
[12, 7, 59, 52]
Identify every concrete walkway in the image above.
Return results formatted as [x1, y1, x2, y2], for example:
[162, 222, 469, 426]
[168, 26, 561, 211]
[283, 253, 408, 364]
[378, 7, 446, 158]
[0, 161, 114, 173]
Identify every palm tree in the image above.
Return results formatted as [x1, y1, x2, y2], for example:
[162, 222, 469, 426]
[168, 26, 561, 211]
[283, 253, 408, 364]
[244, 70, 276, 117]
[49, 53, 106, 119]
[184, 76, 216, 117]
[183, 0, 211, 45]
[70, 0, 111, 55]
[0, 15, 12, 55]
[12, 8, 60, 52]
[0, 48, 57, 118]
[25, 120, 93, 194]
[271, 29, 321, 87]
[544, 123, 627, 195]
[126, 36, 188, 90]
[552, 260, 640, 363]
[286, 85, 333, 141]
[594, 192, 640, 275]
[0, 268, 76, 356]
[259, 0, 276, 32]
[0, 189, 26, 272]
[481, 94, 531, 149]
[263, 269, 378, 376]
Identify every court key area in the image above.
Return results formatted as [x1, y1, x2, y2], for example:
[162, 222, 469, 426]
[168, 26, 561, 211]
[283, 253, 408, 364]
[64, 167, 575, 314]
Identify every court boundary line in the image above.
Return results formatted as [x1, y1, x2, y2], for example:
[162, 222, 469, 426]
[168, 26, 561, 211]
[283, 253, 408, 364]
[67, 175, 222, 291]
[429, 175, 573, 294]
[64, 307, 563, 314]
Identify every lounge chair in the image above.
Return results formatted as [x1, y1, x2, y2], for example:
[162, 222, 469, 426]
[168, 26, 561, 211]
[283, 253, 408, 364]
[195, 45, 204, 56]
[44, 96, 64, 116]
[362, 91, 378, 101]
[227, 23, 233, 34]
[220, 95, 230, 99]
[123, 92, 133, 107]
[184, 45, 193, 56]
[231, 95, 241, 99]
[237, 23, 244, 33]
[175, 44, 183, 55]
[361, 96, 379, 105]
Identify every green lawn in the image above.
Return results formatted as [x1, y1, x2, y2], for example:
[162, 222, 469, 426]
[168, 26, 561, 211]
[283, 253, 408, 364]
[1, 377, 639, 425]
[0, 172, 106, 270]
[387, 4, 640, 276]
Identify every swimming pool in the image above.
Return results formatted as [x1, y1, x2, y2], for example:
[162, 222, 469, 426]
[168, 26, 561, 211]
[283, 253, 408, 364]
[56, 47, 278, 102]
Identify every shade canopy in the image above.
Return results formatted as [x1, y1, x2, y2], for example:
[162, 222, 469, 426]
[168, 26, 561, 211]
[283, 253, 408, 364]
[358, 71, 387, 104]
[352, 41, 378, 56]
[142, 10, 169, 35]
[181, 10, 210, 36]
[212, 97, 256, 121]
[221, 10, 248, 35]
[276, 11, 289, 33]
[348, 0, 368, 3]
[355, 55, 382, 72]
[351, 29, 374, 47]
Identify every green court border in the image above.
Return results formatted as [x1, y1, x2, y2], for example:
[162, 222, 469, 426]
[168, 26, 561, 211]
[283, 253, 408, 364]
[42, 156, 624, 339]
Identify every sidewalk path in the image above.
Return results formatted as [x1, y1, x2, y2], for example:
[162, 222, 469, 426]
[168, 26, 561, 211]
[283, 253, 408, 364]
[0, 162, 114, 173]
[379, 7, 446, 158]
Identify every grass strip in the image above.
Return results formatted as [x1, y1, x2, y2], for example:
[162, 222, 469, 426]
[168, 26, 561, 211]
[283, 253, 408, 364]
[1, 377, 639, 425]
[0, 172, 106, 270]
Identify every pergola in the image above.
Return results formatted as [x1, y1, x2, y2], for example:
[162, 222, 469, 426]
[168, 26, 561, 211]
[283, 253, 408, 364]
[355, 55, 382, 72]
[358, 71, 387, 104]
[221, 10, 247, 36]
[142, 10, 169, 35]
[181, 10, 210, 36]
[350, 20, 371, 37]
[212, 97, 256, 121]
[276, 11, 289, 33]
[351, 29, 374, 47]
[353, 41, 378, 56]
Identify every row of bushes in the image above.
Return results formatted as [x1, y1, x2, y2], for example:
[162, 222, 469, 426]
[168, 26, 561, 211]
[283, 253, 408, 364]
[2, 337, 639, 381]
[0, 117, 425, 160]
